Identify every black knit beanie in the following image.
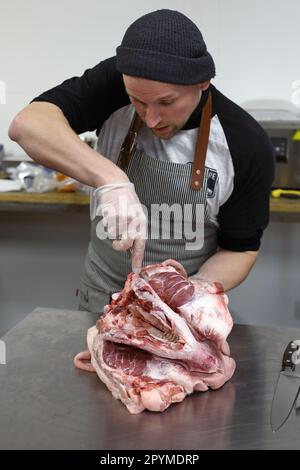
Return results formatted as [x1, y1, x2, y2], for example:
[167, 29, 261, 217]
[116, 9, 215, 85]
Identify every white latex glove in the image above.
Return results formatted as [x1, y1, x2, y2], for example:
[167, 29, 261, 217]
[91, 182, 147, 273]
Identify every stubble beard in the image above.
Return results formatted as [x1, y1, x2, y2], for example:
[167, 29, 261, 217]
[151, 122, 186, 140]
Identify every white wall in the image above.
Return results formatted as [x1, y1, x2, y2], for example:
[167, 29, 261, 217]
[1, 0, 300, 156]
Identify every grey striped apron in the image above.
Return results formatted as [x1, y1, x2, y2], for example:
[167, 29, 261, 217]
[78, 149, 218, 313]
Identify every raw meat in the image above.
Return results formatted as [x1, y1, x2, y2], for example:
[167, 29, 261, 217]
[74, 261, 236, 414]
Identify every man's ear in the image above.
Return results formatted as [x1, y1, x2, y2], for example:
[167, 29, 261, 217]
[199, 80, 211, 91]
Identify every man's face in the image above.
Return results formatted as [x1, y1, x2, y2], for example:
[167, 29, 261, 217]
[123, 75, 210, 140]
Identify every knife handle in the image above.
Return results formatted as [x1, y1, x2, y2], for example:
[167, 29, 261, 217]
[282, 341, 298, 369]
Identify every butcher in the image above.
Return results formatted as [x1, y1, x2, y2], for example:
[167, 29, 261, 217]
[9, 9, 275, 313]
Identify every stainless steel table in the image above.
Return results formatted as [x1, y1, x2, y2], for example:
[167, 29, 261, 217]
[0, 307, 299, 450]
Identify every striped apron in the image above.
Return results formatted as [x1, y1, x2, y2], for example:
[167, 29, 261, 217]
[78, 99, 218, 313]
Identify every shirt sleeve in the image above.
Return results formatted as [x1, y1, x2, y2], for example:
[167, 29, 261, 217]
[31, 56, 129, 134]
[217, 133, 275, 251]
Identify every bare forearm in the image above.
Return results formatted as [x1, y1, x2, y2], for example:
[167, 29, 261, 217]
[8, 102, 128, 188]
[192, 249, 259, 291]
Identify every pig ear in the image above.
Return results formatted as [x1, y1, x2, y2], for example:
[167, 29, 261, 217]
[161, 259, 188, 278]
[73, 350, 95, 373]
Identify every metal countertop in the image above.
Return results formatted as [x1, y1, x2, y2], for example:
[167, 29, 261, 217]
[0, 307, 299, 450]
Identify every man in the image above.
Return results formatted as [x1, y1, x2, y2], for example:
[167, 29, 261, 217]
[9, 9, 275, 313]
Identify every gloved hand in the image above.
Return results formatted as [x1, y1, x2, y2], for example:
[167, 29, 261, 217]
[91, 182, 147, 272]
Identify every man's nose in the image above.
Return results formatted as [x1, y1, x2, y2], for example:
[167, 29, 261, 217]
[145, 107, 161, 129]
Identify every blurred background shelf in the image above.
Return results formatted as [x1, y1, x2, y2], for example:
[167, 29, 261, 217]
[0, 191, 300, 219]
[0, 190, 89, 212]
[270, 196, 300, 222]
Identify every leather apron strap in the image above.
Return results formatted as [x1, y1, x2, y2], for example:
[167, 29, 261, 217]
[191, 91, 212, 190]
[117, 113, 143, 171]
[118, 90, 212, 190]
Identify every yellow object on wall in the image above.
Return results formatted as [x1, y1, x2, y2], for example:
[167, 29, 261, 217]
[272, 189, 300, 198]
[292, 129, 300, 141]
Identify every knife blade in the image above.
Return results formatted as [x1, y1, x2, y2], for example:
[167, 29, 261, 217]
[270, 340, 300, 432]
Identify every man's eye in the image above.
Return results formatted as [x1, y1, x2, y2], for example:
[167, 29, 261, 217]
[160, 101, 174, 106]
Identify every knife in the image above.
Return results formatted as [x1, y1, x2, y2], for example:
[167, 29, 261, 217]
[271, 340, 300, 432]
